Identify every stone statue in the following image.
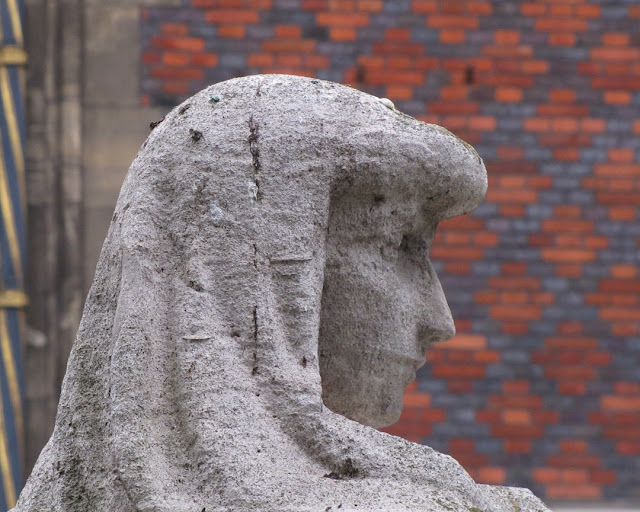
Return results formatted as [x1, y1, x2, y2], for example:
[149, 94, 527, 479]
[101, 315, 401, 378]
[14, 75, 549, 511]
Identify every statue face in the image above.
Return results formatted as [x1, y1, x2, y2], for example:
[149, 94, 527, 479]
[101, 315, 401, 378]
[318, 189, 456, 429]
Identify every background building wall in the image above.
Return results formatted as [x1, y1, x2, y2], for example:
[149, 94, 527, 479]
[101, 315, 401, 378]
[139, 0, 640, 503]
[22, 0, 640, 505]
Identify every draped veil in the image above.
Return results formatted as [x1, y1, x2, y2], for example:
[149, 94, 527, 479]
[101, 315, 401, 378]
[14, 75, 548, 512]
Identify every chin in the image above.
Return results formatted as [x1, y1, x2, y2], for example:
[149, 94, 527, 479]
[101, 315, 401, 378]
[360, 390, 404, 429]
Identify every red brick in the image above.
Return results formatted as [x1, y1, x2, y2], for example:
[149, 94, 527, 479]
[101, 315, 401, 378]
[441, 334, 486, 350]
[500, 206, 525, 218]
[411, 0, 437, 14]
[162, 22, 189, 36]
[523, 117, 549, 132]
[328, 0, 355, 9]
[305, 55, 329, 69]
[494, 425, 543, 439]
[503, 380, 530, 394]
[611, 264, 638, 278]
[546, 484, 602, 500]
[602, 396, 640, 412]
[385, 27, 411, 40]
[489, 304, 542, 320]
[262, 40, 316, 53]
[387, 56, 412, 69]
[533, 468, 559, 484]
[554, 203, 581, 216]
[489, 276, 540, 290]
[467, 2, 492, 15]
[545, 366, 595, 380]
[521, 3, 546, 16]
[429, 101, 480, 115]
[163, 80, 189, 95]
[545, 337, 597, 350]
[428, 16, 479, 29]
[612, 322, 639, 336]
[476, 410, 500, 423]
[151, 66, 204, 80]
[605, 426, 640, 440]
[432, 364, 486, 378]
[151, 36, 205, 52]
[547, 454, 601, 469]
[450, 438, 475, 452]
[430, 246, 484, 260]
[301, 0, 327, 9]
[494, 30, 520, 45]
[592, 47, 640, 61]
[536, 18, 587, 32]
[616, 441, 640, 455]
[551, 118, 578, 132]
[502, 409, 531, 425]
[372, 41, 424, 56]
[486, 188, 537, 203]
[581, 118, 606, 132]
[549, 33, 576, 46]
[550, 4, 572, 16]
[559, 381, 586, 395]
[329, 27, 356, 41]
[248, 53, 274, 67]
[603, 32, 630, 46]
[477, 467, 505, 484]
[483, 45, 534, 58]
[560, 440, 588, 454]
[204, 10, 259, 23]
[591, 470, 616, 485]
[403, 392, 431, 407]
[358, 55, 384, 68]
[474, 232, 498, 246]
[189, 52, 217, 67]
[142, 51, 160, 64]
[218, 25, 246, 38]
[440, 30, 466, 44]
[469, 116, 496, 131]
[447, 379, 474, 393]
[474, 350, 500, 363]
[537, 104, 589, 116]
[163, 51, 191, 67]
[575, 4, 600, 18]
[316, 12, 369, 26]
[542, 219, 593, 233]
[527, 234, 550, 249]
[587, 352, 611, 365]
[357, 0, 382, 12]
[561, 469, 589, 484]
[277, 55, 302, 67]
[444, 261, 471, 275]
[604, 91, 632, 104]
[549, 88, 575, 103]
[275, 25, 301, 38]
[497, 146, 524, 160]
[600, 279, 640, 292]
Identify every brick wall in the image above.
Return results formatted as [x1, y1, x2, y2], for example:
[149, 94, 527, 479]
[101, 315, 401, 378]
[140, 0, 640, 502]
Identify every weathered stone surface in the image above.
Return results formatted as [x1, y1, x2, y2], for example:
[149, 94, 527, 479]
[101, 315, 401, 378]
[14, 75, 549, 511]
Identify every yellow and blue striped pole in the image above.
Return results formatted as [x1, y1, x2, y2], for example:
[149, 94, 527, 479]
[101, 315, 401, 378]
[0, 0, 26, 508]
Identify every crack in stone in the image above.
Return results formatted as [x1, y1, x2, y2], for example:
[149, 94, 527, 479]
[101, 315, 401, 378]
[248, 116, 262, 201]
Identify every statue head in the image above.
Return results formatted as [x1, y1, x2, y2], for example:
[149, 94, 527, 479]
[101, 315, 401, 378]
[15, 75, 549, 512]
[318, 121, 485, 428]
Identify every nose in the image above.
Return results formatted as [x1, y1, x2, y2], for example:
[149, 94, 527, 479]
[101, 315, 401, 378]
[417, 265, 456, 350]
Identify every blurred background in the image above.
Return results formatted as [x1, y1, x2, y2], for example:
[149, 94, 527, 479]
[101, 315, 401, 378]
[0, 0, 639, 509]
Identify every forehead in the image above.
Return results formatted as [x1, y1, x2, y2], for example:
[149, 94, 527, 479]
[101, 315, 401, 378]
[331, 122, 487, 227]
